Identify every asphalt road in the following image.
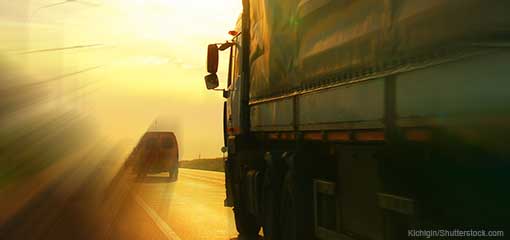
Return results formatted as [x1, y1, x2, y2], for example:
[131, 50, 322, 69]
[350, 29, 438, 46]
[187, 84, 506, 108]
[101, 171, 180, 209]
[131, 169, 238, 240]
[0, 142, 238, 240]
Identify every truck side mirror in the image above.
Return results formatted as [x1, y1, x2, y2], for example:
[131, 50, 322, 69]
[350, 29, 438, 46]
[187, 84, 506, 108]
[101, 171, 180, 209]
[207, 44, 219, 73]
[204, 73, 219, 89]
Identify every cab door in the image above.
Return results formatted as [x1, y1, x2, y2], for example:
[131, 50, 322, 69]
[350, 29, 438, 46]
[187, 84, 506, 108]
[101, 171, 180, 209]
[226, 34, 242, 137]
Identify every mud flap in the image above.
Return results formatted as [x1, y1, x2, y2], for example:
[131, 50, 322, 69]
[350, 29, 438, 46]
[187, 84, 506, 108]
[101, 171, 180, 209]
[224, 156, 234, 207]
[246, 170, 263, 216]
[280, 152, 315, 240]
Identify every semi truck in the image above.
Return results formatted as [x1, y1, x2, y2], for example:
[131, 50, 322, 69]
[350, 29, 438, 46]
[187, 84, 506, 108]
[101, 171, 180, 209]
[204, 1, 510, 239]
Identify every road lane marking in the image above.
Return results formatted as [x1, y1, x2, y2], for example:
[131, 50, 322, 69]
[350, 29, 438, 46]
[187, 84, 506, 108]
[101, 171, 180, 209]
[133, 194, 182, 240]
[178, 173, 225, 185]
[179, 168, 225, 177]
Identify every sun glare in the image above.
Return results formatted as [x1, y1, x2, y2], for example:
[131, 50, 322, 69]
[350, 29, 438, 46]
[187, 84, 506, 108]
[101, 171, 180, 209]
[0, 0, 242, 159]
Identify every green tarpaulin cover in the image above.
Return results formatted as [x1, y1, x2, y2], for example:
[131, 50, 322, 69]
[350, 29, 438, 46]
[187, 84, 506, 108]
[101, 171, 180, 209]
[248, 0, 510, 100]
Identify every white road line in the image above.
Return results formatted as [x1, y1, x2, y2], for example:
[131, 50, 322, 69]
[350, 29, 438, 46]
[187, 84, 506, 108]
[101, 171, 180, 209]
[133, 194, 182, 240]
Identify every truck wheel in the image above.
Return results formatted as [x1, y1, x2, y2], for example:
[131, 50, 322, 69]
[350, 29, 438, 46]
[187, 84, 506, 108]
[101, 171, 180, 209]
[168, 168, 178, 181]
[262, 152, 284, 240]
[233, 206, 260, 240]
[231, 150, 263, 239]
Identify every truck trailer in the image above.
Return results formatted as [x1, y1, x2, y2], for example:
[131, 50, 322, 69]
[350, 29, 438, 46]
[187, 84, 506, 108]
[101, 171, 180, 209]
[204, 1, 510, 239]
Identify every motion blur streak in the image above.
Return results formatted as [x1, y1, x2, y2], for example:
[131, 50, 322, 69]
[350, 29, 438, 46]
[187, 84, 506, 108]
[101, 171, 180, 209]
[0, 59, 129, 237]
[0, 55, 164, 239]
[0, 1, 242, 239]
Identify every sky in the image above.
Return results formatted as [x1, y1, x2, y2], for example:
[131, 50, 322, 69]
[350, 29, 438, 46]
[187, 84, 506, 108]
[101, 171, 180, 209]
[0, 0, 242, 159]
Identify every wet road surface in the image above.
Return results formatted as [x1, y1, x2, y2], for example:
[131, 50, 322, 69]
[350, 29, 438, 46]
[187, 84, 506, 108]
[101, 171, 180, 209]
[131, 169, 238, 240]
[0, 141, 238, 240]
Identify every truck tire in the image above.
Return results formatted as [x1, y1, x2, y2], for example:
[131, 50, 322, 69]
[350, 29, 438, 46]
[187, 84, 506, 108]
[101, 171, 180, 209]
[230, 149, 264, 239]
[233, 205, 260, 239]
[136, 171, 145, 179]
[168, 168, 178, 182]
[262, 152, 284, 240]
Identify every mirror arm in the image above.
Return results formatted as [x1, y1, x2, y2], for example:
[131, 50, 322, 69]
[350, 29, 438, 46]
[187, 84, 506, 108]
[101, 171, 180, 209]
[218, 41, 234, 51]
[211, 88, 230, 98]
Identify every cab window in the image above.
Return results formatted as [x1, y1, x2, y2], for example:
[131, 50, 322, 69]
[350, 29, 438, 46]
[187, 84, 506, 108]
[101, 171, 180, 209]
[161, 137, 174, 148]
[145, 137, 158, 148]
